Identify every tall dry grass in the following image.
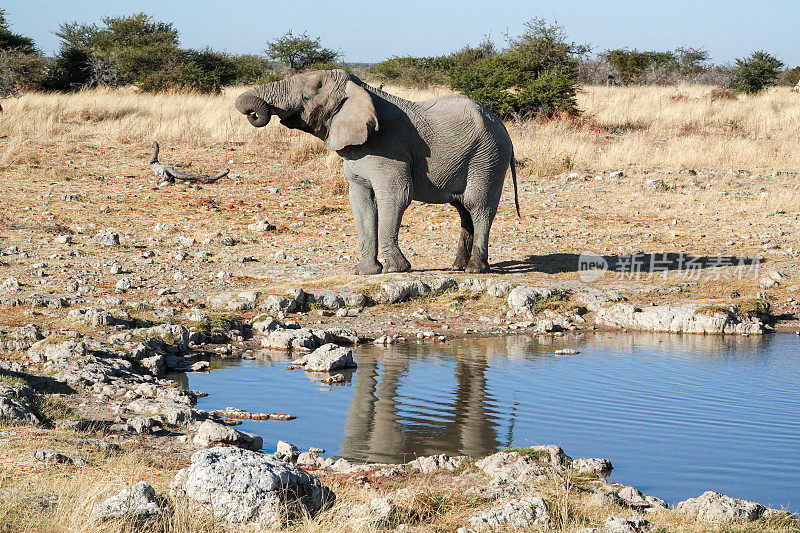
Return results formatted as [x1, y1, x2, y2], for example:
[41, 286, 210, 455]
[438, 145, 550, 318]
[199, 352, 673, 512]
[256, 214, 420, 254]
[3, 84, 797, 175]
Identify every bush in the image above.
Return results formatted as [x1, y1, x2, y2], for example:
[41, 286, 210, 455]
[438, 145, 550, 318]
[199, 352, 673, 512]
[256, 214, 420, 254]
[228, 54, 277, 84]
[138, 58, 220, 93]
[369, 56, 453, 87]
[732, 51, 784, 94]
[0, 49, 48, 96]
[450, 19, 584, 118]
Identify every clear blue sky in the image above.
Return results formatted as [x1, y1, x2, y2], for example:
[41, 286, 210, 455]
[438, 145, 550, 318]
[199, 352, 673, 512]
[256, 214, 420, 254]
[4, 0, 799, 66]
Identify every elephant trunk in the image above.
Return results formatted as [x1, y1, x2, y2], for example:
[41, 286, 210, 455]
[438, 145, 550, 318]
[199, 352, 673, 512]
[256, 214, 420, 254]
[234, 91, 272, 128]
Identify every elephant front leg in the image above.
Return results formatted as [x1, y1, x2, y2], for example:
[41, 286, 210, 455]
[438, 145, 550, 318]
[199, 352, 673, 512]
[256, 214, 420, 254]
[348, 179, 382, 275]
[376, 186, 411, 273]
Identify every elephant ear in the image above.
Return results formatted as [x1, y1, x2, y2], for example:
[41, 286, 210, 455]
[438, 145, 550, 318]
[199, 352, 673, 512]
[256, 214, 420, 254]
[325, 81, 379, 151]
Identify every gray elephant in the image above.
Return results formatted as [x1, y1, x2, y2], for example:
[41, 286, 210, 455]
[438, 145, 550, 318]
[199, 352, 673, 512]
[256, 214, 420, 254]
[235, 69, 518, 274]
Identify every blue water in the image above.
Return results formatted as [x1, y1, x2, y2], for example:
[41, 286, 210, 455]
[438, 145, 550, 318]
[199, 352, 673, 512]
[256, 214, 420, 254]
[187, 332, 800, 511]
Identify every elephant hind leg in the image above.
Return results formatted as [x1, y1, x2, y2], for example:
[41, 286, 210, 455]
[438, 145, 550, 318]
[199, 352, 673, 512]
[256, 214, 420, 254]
[451, 200, 474, 271]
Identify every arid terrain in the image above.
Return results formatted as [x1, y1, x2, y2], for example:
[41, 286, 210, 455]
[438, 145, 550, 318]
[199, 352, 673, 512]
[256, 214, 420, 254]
[1, 83, 799, 532]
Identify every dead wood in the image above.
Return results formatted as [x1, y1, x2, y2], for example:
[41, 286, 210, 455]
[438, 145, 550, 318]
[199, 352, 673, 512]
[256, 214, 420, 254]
[149, 142, 230, 184]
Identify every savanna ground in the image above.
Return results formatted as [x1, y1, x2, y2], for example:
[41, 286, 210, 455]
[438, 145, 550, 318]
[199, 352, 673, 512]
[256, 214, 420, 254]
[1, 83, 800, 532]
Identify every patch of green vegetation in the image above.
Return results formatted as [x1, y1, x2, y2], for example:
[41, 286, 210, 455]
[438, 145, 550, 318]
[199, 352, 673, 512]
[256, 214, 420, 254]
[697, 303, 731, 316]
[0, 374, 26, 388]
[503, 446, 551, 461]
[450, 290, 482, 303]
[449, 457, 478, 476]
[31, 394, 75, 424]
[195, 313, 240, 336]
[41, 334, 71, 345]
[698, 299, 771, 321]
[528, 293, 573, 314]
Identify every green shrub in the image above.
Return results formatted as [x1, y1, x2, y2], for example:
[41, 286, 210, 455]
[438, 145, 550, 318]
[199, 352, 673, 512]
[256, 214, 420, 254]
[732, 51, 784, 94]
[228, 54, 276, 84]
[450, 19, 584, 118]
[138, 54, 222, 93]
[369, 56, 449, 87]
[369, 56, 453, 87]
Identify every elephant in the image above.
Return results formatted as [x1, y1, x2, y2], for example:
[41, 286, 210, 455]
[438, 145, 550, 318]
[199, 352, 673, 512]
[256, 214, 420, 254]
[235, 69, 519, 274]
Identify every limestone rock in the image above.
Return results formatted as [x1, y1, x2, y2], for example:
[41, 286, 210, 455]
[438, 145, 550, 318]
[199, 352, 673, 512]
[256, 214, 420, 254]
[616, 485, 669, 512]
[292, 343, 356, 372]
[595, 303, 763, 334]
[603, 515, 655, 532]
[275, 440, 300, 463]
[380, 280, 431, 303]
[258, 295, 299, 314]
[261, 328, 321, 351]
[170, 447, 333, 527]
[572, 458, 613, 477]
[459, 278, 486, 293]
[462, 497, 549, 531]
[345, 497, 397, 527]
[0, 324, 43, 352]
[487, 281, 512, 297]
[408, 454, 467, 474]
[507, 286, 560, 316]
[676, 491, 769, 522]
[0, 397, 41, 425]
[93, 482, 163, 521]
[93, 230, 120, 246]
[28, 338, 87, 362]
[193, 420, 263, 451]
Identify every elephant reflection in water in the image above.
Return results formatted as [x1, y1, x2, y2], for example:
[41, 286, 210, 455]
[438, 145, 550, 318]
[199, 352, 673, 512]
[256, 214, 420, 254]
[339, 341, 520, 463]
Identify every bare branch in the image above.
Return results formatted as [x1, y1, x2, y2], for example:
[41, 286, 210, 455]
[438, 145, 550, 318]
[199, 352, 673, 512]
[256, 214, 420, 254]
[149, 141, 230, 184]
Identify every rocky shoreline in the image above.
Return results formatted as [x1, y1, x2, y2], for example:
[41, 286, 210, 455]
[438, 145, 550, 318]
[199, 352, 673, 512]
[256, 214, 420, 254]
[1, 287, 798, 530]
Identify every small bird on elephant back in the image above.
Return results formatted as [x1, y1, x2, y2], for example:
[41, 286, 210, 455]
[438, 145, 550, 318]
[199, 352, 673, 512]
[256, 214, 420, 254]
[235, 69, 519, 274]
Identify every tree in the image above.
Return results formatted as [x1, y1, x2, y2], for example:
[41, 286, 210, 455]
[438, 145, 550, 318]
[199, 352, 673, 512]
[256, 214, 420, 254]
[732, 51, 784, 94]
[265, 31, 339, 71]
[676, 47, 709, 78]
[0, 9, 36, 54]
[605, 49, 651, 84]
[450, 19, 585, 118]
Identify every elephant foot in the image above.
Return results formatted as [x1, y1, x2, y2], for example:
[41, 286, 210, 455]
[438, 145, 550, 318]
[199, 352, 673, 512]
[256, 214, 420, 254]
[383, 253, 411, 273]
[465, 257, 490, 274]
[451, 254, 469, 271]
[354, 259, 383, 275]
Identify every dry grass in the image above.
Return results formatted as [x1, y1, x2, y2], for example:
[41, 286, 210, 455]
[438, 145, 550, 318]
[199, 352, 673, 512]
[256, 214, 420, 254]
[4, 83, 798, 173]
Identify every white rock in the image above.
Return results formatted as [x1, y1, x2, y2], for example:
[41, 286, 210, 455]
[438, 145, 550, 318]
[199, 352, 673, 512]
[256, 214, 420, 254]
[292, 343, 356, 372]
[93, 482, 162, 521]
[463, 497, 549, 530]
[408, 454, 466, 474]
[93, 230, 120, 246]
[595, 302, 763, 334]
[193, 420, 263, 451]
[170, 447, 332, 527]
[676, 491, 769, 522]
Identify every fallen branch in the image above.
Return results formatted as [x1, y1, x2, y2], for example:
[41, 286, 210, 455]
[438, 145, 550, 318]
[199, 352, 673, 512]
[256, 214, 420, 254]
[149, 141, 230, 184]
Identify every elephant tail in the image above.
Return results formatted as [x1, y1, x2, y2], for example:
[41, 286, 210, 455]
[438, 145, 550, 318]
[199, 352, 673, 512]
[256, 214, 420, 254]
[510, 149, 521, 218]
